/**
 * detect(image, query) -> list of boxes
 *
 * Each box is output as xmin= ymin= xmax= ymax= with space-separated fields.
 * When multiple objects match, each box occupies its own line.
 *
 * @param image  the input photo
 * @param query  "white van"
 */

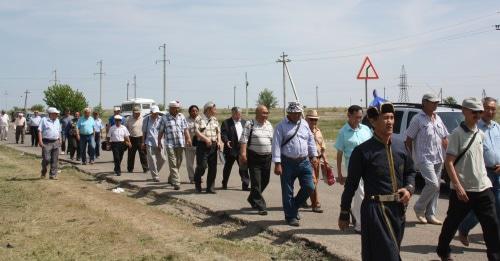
xmin=121 ymin=98 xmax=156 ymax=117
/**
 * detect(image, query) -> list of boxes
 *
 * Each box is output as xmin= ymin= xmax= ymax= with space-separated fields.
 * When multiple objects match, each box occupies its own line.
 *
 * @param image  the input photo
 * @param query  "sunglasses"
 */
xmin=308 ymin=118 xmax=318 ymax=121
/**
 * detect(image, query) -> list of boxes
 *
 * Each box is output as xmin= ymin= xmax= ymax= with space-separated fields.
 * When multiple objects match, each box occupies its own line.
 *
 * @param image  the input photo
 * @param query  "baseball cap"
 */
xmin=462 ymin=97 xmax=483 ymax=112
xmin=423 ymin=93 xmax=440 ymax=103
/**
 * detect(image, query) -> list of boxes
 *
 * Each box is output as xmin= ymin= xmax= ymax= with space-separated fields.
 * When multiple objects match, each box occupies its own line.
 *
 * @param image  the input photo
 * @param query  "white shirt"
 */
xmin=107 ymin=125 xmax=130 ymax=142
xmin=30 ymin=115 xmax=42 ymax=127
xmin=234 ymin=119 xmax=243 ymax=140
xmin=0 ymin=114 xmax=9 ymax=126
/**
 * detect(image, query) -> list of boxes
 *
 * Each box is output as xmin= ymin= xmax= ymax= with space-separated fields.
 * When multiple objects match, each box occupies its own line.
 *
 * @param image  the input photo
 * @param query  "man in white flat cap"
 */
xmin=38 ymin=107 xmax=62 ymax=179
xmin=158 ymin=100 xmax=191 ymax=190
xmin=142 ymin=105 xmax=165 ymax=182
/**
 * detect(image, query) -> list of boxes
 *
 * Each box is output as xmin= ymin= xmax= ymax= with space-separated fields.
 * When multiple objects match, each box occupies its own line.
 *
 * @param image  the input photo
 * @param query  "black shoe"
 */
xmin=128 ymin=169 xmax=133 ymax=173
xmin=143 ymin=168 xmax=148 ymax=173
xmin=173 ymin=185 xmax=180 ymax=191
xmin=242 ymin=184 xmax=250 ymax=191
xmin=206 ymin=189 xmax=216 ymax=194
xmin=222 ymin=183 xmax=228 ymax=190
xmin=258 ymin=210 xmax=268 ymax=216
xmin=438 ymin=254 xmax=453 ymax=261
xmin=49 ymin=176 xmax=57 ymax=180
xmin=247 ymin=198 xmax=258 ymax=209
xmin=40 ymin=173 xmax=46 ymax=179
xmin=115 ymin=172 xmax=121 ymax=176
xmin=286 ymin=219 xmax=300 ymax=227
xmin=312 ymin=207 xmax=324 ymax=213
xmin=195 ymin=184 xmax=202 ymax=193
xmin=300 ymin=202 xmax=311 ymax=209
xmin=82 ymin=162 xmax=87 ymax=165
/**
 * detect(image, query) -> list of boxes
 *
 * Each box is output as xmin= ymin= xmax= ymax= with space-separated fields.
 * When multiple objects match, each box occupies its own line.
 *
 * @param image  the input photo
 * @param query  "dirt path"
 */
xmin=0 ymin=146 xmax=331 ymax=260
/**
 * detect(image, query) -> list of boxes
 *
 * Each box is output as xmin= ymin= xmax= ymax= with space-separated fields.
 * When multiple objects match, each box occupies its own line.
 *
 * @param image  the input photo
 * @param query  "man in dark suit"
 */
xmin=221 ymin=107 xmax=250 ymax=190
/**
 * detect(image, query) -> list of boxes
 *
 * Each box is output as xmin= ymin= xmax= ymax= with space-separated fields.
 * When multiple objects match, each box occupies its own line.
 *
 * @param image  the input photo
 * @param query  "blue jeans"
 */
xmin=458 ymin=170 xmax=500 ymax=236
xmin=79 ymin=134 xmax=95 ymax=163
xmin=279 ymin=156 xmax=315 ymax=221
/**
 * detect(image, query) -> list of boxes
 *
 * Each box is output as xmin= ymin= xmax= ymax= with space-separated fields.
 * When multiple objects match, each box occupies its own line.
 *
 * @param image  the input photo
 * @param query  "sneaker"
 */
xmin=286 ymin=218 xmax=300 ymax=227
xmin=427 ymin=216 xmax=443 ymax=225
xmin=60 ymin=151 xmax=65 ymax=155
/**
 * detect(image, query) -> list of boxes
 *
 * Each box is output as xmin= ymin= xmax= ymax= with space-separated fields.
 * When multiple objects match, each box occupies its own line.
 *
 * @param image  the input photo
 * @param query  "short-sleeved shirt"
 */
xmin=15 ymin=117 xmax=26 ymax=127
xmin=142 ymin=115 xmax=163 ymax=147
xmin=93 ymin=118 xmax=104 ymax=133
xmin=0 ymin=114 xmax=9 ymax=126
xmin=107 ymin=125 xmax=130 ymax=142
xmin=196 ymin=115 xmax=220 ymax=142
xmin=60 ymin=115 xmax=74 ymax=131
xmin=405 ymin=111 xmax=449 ymax=165
xmin=125 ymin=116 xmax=143 ymax=137
xmin=29 ymin=116 xmax=42 ymax=127
xmin=77 ymin=117 xmax=95 ymax=135
xmin=39 ymin=117 xmax=61 ymax=140
xmin=311 ymin=127 xmax=326 ymax=156
xmin=446 ymin=122 xmax=492 ymax=192
xmin=479 ymin=119 xmax=500 ymax=168
xmin=240 ymin=120 xmax=273 ymax=155
xmin=160 ymin=113 xmax=188 ymax=148
xmin=334 ymin=123 xmax=372 ymax=169
xmin=187 ymin=116 xmax=201 ymax=140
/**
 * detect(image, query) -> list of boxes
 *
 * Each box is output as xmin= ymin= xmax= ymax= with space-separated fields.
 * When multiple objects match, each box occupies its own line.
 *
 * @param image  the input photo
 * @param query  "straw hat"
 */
xmin=305 ymin=109 xmax=319 ymax=119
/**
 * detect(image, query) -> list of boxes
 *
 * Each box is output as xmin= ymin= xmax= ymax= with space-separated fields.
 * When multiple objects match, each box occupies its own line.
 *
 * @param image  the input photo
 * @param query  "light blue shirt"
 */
xmin=142 ymin=115 xmax=163 ymax=147
xmin=478 ymin=119 xmax=500 ymax=168
xmin=334 ymin=123 xmax=372 ymax=168
xmin=38 ymin=117 xmax=61 ymax=140
xmin=77 ymin=116 xmax=95 ymax=135
xmin=30 ymin=115 xmax=42 ymax=127
xmin=93 ymin=118 xmax=104 ymax=133
xmin=271 ymin=118 xmax=318 ymax=163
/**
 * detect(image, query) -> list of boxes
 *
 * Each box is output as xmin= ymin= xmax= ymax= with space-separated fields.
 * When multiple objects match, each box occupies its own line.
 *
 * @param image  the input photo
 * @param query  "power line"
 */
xmin=156 ymin=43 xmax=170 ymax=107
xmin=276 ymin=52 xmax=291 ymax=117
xmin=23 ymin=89 xmax=30 ymax=112
xmin=49 ymin=69 xmax=58 ymax=85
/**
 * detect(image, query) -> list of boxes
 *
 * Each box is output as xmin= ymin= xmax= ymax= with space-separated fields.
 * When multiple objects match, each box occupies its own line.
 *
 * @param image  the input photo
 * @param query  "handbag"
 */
xmin=101 ymin=141 xmax=111 ymax=151
xmin=320 ymin=155 xmax=335 ymax=186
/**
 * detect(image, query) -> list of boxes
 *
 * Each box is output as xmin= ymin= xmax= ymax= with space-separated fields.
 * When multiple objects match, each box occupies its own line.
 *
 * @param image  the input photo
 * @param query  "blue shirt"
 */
xmin=39 ymin=117 xmax=61 ymax=140
xmin=478 ymin=119 xmax=500 ymax=168
xmin=271 ymin=118 xmax=318 ymax=163
xmin=77 ymin=117 xmax=95 ymax=135
xmin=334 ymin=123 xmax=372 ymax=168
xmin=93 ymin=118 xmax=104 ymax=133
xmin=142 ymin=115 xmax=163 ymax=147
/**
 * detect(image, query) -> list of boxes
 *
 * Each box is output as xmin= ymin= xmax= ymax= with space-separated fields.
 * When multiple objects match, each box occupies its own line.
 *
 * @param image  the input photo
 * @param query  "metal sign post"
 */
xmin=357 ymin=56 xmax=379 ymax=108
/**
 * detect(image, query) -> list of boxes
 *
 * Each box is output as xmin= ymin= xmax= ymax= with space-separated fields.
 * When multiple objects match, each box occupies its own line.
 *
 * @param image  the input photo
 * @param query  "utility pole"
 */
xmin=439 ymin=88 xmax=443 ymax=103
xmin=276 ymin=52 xmax=291 ymax=117
xmin=133 ymin=74 xmax=137 ymax=99
xmin=126 ymin=80 xmax=130 ymax=100
xmin=383 ymin=86 xmax=386 ymax=100
xmin=156 ymin=44 xmax=170 ymax=107
xmin=233 ymin=85 xmax=236 ymax=107
xmin=482 ymin=89 xmax=487 ymax=99
xmin=94 ymin=60 xmax=105 ymax=107
xmin=245 ymin=72 xmax=249 ymax=117
xmin=315 ymin=86 xmax=319 ymax=110
xmin=2 ymin=91 xmax=8 ymax=110
xmin=23 ymin=90 xmax=30 ymax=112
xmin=50 ymin=70 xmax=59 ymax=85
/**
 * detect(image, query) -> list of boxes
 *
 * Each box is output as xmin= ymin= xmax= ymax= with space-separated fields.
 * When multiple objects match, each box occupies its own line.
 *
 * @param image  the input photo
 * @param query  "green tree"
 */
xmin=256 ymin=88 xmax=278 ymax=109
xmin=158 ymin=104 xmax=165 ymax=111
xmin=443 ymin=96 xmax=457 ymax=106
xmin=30 ymin=104 xmax=45 ymax=112
xmin=43 ymin=84 xmax=88 ymax=114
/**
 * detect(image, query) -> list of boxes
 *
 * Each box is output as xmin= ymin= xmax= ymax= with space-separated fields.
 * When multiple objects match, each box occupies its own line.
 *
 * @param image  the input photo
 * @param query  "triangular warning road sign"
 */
xmin=357 ymin=56 xmax=379 ymax=80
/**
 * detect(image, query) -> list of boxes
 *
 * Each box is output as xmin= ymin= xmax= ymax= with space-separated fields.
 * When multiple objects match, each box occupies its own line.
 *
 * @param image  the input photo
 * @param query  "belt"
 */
xmin=369 ymin=194 xmax=400 ymax=202
xmin=282 ymin=155 xmax=307 ymax=163
xmin=42 ymin=138 xmax=57 ymax=143
xmin=486 ymin=166 xmax=497 ymax=171
xmin=80 ymin=133 xmax=93 ymax=136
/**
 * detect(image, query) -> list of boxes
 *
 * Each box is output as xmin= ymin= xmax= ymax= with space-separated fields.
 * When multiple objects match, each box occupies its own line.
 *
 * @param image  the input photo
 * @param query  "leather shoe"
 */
xmin=427 ymin=216 xmax=443 ymax=225
xmin=258 ymin=210 xmax=268 ymax=216
xmin=206 ymin=190 xmax=216 ymax=194
xmin=286 ymin=219 xmax=300 ymax=227
xmin=312 ymin=207 xmax=324 ymax=213
xmin=457 ymin=232 xmax=469 ymax=247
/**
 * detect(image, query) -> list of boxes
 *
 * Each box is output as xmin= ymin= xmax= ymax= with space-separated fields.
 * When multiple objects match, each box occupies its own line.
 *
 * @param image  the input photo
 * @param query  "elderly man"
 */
xmin=93 ymin=111 xmax=104 ymax=159
xmin=406 ymin=93 xmax=449 ymax=225
xmin=142 ymin=106 xmax=165 ymax=182
xmin=194 ymin=101 xmax=223 ymax=193
xmin=38 ymin=107 xmax=62 ymax=179
xmin=106 ymin=106 xmax=122 ymax=133
xmin=272 ymin=101 xmax=318 ymax=227
xmin=221 ymin=107 xmax=250 ymax=190
xmin=0 ymin=110 xmax=10 ymax=141
xmin=29 ymin=111 xmax=42 ymax=147
xmin=240 ymin=105 xmax=273 ymax=215
xmin=185 ymin=105 xmax=201 ymax=183
xmin=107 ymin=115 xmax=131 ymax=176
xmin=125 ymin=106 xmax=148 ymax=173
xmin=339 ymin=103 xmax=416 ymax=261
xmin=335 ymin=105 xmax=372 ymax=232
xmin=158 ymin=101 xmax=191 ymax=190
xmin=60 ymin=109 xmax=73 ymax=155
xmin=436 ymin=97 xmax=500 ymax=261
xmin=77 ymin=108 xmax=95 ymax=165
xmin=458 ymin=97 xmax=500 ymax=246
xmin=14 ymin=112 xmax=26 ymax=144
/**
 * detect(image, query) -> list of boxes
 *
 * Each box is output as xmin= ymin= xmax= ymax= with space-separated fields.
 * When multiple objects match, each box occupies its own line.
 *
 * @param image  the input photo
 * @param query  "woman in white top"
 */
xmin=107 ymin=115 xmax=131 ymax=176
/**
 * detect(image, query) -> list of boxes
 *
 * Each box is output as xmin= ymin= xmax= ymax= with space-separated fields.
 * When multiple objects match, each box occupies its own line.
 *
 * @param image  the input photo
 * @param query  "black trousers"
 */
xmin=194 ymin=144 xmax=217 ymax=191
xmin=361 ymin=199 xmax=405 ymax=261
xmin=437 ymin=189 xmax=500 ymax=260
xmin=68 ymin=136 xmax=81 ymax=160
xmin=30 ymin=126 xmax=39 ymax=146
xmin=127 ymin=136 xmax=148 ymax=172
xmin=15 ymin=126 xmax=24 ymax=143
xmin=247 ymin=150 xmax=271 ymax=210
xmin=111 ymin=142 xmax=127 ymax=174
xmin=222 ymin=152 xmax=250 ymax=187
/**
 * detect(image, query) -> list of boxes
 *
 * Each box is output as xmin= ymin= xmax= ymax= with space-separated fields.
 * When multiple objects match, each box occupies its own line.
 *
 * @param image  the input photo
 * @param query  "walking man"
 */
xmin=106 ymin=106 xmax=122 ymax=132
xmin=185 ymin=105 xmax=201 ymax=183
xmin=77 ymin=108 xmax=95 ymax=165
xmin=158 ymin=101 xmax=191 ymax=190
xmin=107 ymin=115 xmax=131 ymax=176
xmin=38 ymin=107 xmax=61 ymax=180
xmin=240 ymin=105 xmax=273 ymax=215
xmin=335 ymin=105 xmax=372 ymax=232
xmin=436 ymin=97 xmax=500 ymax=261
xmin=457 ymin=97 xmax=500 ymax=246
xmin=0 ymin=110 xmax=10 ymax=141
xmin=29 ymin=110 xmax=42 ymax=147
xmin=60 ymin=109 xmax=73 ymax=155
xmin=66 ymin=112 xmax=80 ymax=161
xmin=338 ymin=102 xmax=416 ymax=261
xmin=142 ymin=106 xmax=165 ymax=182
xmin=272 ymin=101 xmax=318 ymax=227
xmin=125 ymin=106 xmax=148 ymax=173
xmin=14 ymin=112 xmax=26 ymax=144
xmin=221 ymin=107 xmax=250 ymax=190
xmin=406 ymin=93 xmax=449 ymax=225
xmin=194 ymin=101 xmax=223 ymax=193
xmin=93 ymin=111 xmax=104 ymax=159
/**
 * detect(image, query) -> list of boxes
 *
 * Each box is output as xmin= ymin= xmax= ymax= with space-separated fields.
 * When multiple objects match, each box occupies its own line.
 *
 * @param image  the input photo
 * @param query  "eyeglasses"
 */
xmin=471 ymin=111 xmax=482 ymax=114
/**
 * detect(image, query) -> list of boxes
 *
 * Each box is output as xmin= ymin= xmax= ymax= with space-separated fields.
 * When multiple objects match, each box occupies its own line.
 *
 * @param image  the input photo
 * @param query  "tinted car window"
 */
xmin=406 ymin=111 xmax=418 ymax=129
xmin=393 ymin=111 xmax=404 ymax=134
xmin=438 ymin=112 xmax=464 ymax=133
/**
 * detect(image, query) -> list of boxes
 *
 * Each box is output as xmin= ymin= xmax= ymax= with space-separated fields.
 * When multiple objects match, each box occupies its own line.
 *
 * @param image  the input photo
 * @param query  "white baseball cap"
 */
xmin=47 ymin=107 xmax=60 ymax=114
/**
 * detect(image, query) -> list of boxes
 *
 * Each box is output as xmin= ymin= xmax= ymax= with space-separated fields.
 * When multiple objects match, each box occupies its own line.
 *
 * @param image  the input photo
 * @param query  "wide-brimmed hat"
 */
xmin=367 ymin=102 xmax=395 ymax=119
xmin=305 ymin=109 xmax=319 ymax=119
xmin=462 ymin=97 xmax=483 ymax=112
xmin=286 ymin=101 xmax=303 ymax=113
xmin=423 ymin=93 xmax=440 ymax=103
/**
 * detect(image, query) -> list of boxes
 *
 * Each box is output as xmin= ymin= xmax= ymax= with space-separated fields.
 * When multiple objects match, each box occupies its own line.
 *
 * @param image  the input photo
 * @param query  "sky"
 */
xmin=0 ymin=0 xmax=499 ymax=110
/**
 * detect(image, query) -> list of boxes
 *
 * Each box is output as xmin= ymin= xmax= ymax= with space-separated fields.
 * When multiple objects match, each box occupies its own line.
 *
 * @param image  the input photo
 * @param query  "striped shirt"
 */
xmin=405 ymin=111 xmax=449 ymax=165
xmin=160 ymin=113 xmax=188 ymax=148
xmin=186 ymin=115 xmax=201 ymax=140
xmin=240 ymin=120 xmax=273 ymax=155
xmin=196 ymin=115 xmax=220 ymax=142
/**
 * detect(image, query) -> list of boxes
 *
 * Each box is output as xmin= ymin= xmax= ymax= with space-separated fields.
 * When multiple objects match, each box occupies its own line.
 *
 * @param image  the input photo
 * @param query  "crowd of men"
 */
xmin=1 ymin=93 xmax=499 ymax=261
